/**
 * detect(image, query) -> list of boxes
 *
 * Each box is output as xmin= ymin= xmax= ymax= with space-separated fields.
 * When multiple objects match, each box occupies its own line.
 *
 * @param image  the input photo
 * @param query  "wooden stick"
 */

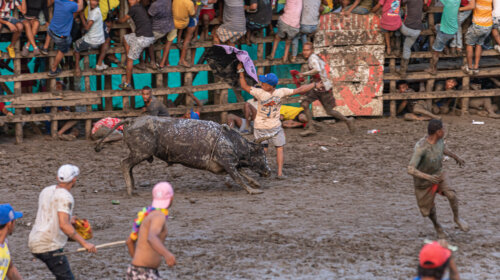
xmin=53 ymin=240 xmax=126 ymax=256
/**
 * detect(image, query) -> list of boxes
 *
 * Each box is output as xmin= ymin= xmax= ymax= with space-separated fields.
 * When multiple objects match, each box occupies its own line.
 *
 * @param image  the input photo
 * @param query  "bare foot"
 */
xmin=346 ymin=117 xmax=355 ymax=134
xmin=178 ymin=60 xmax=192 ymax=68
xmin=454 ymin=218 xmax=470 ymax=232
xmin=436 ymin=227 xmax=448 ymax=239
xmin=300 ymin=128 xmax=316 ymax=137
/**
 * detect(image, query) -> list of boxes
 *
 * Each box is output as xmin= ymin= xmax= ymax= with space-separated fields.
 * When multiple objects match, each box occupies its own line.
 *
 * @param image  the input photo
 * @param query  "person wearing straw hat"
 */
xmin=126 ymin=182 xmax=176 ymax=280
xmin=29 ymin=164 xmax=96 ymax=280
xmin=0 ymin=204 xmax=23 ymax=280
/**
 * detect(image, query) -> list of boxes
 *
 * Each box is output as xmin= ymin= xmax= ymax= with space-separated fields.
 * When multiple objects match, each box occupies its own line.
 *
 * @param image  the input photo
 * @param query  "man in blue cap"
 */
xmin=238 ymin=63 xmax=321 ymax=178
xmin=0 ymin=204 xmax=23 ymax=280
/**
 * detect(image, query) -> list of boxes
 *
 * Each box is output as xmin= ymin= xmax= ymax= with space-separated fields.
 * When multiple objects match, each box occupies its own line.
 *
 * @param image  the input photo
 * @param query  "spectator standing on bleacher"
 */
xmin=200 ymin=0 xmax=216 ymax=41
xmin=425 ymin=0 xmax=460 ymax=75
xmin=0 ymin=0 xmax=25 ymax=58
xmin=90 ymin=0 xmax=120 ymax=71
xmin=372 ymin=0 xmax=402 ymax=56
xmin=491 ymin=0 xmax=500 ymax=52
xmin=398 ymin=0 xmax=424 ymax=78
xmin=462 ymin=0 xmax=492 ymax=75
xmin=269 ymin=0 xmax=302 ymax=63
xmin=21 ymin=0 xmax=44 ymax=56
xmin=290 ymin=0 xmax=321 ymax=63
xmin=73 ymin=0 xmax=105 ymax=76
xmin=148 ymin=0 xmax=175 ymax=70
xmin=214 ymin=0 xmax=247 ymax=46
xmin=449 ymin=0 xmax=474 ymax=56
xmin=171 ymin=0 xmax=195 ymax=67
xmin=41 ymin=0 xmax=84 ymax=76
xmin=156 ymin=0 xmax=177 ymax=69
xmin=244 ymin=0 xmax=273 ymax=44
xmin=343 ymin=0 xmax=373 ymax=15
xmin=117 ymin=0 xmax=155 ymax=90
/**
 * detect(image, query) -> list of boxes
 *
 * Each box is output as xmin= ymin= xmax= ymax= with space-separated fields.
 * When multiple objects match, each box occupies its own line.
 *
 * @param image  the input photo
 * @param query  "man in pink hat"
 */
xmin=125 ymin=182 xmax=176 ymax=280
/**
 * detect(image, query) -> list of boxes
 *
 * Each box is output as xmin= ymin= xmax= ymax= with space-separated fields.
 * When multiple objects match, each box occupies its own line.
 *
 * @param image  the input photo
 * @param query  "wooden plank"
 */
xmin=383 ymin=67 xmax=500 ymax=80
xmin=7 ymin=98 xmax=101 ymax=108
xmin=382 ymin=89 xmax=500 ymax=100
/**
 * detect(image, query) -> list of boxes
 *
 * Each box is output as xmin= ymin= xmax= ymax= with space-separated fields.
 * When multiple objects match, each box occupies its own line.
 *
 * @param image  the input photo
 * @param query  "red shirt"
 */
xmin=0 ymin=102 xmax=5 ymax=112
xmin=91 ymin=117 xmax=123 ymax=134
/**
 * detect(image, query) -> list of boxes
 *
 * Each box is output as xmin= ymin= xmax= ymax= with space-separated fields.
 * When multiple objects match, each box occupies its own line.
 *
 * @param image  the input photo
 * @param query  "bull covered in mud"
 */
xmin=95 ymin=116 xmax=272 ymax=195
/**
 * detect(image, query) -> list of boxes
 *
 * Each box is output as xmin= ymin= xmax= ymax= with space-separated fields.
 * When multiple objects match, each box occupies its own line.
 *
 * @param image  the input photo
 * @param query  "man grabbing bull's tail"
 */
xmin=237 ymin=63 xmax=322 ymax=179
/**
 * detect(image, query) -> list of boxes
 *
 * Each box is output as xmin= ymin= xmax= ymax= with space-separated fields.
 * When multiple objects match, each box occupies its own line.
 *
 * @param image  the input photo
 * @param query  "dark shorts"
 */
xmin=302 ymin=89 xmax=336 ymax=109
xmin=103 ymin=23 xmax=110 ymax=40
xmin=246 ymin=19 xmax=268 ymax=31
xmin=0 ymin=17 xmax=22 ymax=30
xmin=48 ymin=28 xmax=72 ymax=53
xmin=73 ymin=37 xmax=101 ymax=52
xmin=33 ymin=248 xmax=75 ymax=280
xmin=188 ymin=17 xmax=198 ymax=28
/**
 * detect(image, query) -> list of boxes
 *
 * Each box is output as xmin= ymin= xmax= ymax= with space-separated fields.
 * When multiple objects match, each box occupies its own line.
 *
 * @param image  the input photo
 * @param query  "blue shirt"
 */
xmin=49 ymin=0 xmax=78 ymax=37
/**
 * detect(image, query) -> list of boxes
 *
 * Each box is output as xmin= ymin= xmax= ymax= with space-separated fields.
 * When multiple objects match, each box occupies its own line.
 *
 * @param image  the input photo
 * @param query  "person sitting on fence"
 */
xmin=199 ymin=0 xmax=216 ymax=41
xmin=244 ymin=0 xmax=272 ymax=45
xmin=396 ymin=81 xmax=441 ymax=121
xmin=73 ymin=0 xmax=105 ymax=76
xmin=449 ymin=0 xmax=474 ymax=57
xmin=268 ymin=0 xmax=302 ymax=63
xmin=299 ymin=42 xmax=354 ymax=136
xmin=155 ymin=0 xmax=178 ymax=69
xmin=425 ymin=0 xmax=460 ymax=75
xmin=89 ymin=0 xmax=120 ymax=71
xmin=171 ymin=0 xmax=195 ymax=67
xmin=371 ymin=0 xmax=402 ymax=56
xmin=0 ymin=0 xmax=25 ymax=58
xmin=148 ymin=0 xmax=175 ymax=70
xmin=213 ymin=0 xmax=247 ymax=46
xmin=332 ymin=0 xmax=350 ymax=12
xmin=290 ymin=0 xmax=321 ymax=63
xmin=280 ymin=105 xmax=308 ymax=128
xmin=398 ymin=0 xmax=424 ymax=78
xmin=21 ymin=0 xmax=44 ymax=56
xmin=41 ymin=0 xmax=84 ymax=76
xmin=91 ymin=117 xmax=124 ymax=142
xmin=462 ymin=0 xmax=492 ymax=75
xmin=0 ymin=102 xmax=13 ymax=116
xmin=141 ymin=86 xmax=170 ymax=117
xmin=342 ymin=0 xmax=373 ymax=15
xmin=491 ymin=0 xmax=500 ymax=53
xmin=117 ymin=0 xmax=155 ymax=90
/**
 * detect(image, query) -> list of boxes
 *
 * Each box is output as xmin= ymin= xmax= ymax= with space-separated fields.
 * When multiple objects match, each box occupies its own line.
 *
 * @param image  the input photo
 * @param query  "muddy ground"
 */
xmin=0 ymin=116 xmax=498 ymax=279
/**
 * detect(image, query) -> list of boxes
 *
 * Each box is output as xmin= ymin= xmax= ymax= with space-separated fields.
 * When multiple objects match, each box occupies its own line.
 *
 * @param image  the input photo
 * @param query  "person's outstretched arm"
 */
xmin=444 ymin=147 xmax=465 ymax=167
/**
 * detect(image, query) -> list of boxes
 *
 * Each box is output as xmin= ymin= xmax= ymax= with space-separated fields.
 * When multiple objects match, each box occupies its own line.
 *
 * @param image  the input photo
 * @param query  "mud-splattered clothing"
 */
xmin=249 ymin=87 xmax=295 ymax=130
xmin=408 ymin=137 xmax=444 ymax=188
xmin=146 ymin=96 xmax=170 ymax=117
xmin=29 ymin=186 xmax=74 ymax=254
xmin=307 ymin=54 xmax=332 ymax=91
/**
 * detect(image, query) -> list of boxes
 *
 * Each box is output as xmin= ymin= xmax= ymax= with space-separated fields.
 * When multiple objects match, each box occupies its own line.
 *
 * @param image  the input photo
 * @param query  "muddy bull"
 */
xmin=95 ymin=116 xmax=272 ymax=195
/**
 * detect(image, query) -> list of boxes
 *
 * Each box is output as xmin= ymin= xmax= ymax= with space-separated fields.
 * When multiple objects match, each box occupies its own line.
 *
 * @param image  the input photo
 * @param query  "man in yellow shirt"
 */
xmin=0 ymin=204 xmax=23 ymax=280
xmin=280 ymin=105 xmax=308 ymax=128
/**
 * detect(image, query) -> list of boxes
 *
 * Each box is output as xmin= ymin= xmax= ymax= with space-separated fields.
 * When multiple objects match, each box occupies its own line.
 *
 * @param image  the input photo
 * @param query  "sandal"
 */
xmin=156 ymin=62 xmax=165 ymax=71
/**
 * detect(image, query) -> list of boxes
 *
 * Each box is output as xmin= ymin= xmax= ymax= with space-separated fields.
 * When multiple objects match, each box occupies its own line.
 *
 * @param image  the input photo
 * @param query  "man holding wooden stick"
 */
xmin=125 ymin=182 xmax=176 ymax=280
xmin=29 ymin=164 xmax=96 ymax=280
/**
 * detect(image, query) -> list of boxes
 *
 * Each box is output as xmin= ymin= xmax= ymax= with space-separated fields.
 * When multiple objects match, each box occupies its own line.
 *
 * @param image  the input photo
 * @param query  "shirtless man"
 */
xmin=126 ymin=182 xmax=176 ymax=280
xmin=407 ymin=119 xmax=469 ymax=239
xmin=299 ymin=42 xmax=354 ymax=136
xmin=397 ymin=81 xmax=442 ymax=121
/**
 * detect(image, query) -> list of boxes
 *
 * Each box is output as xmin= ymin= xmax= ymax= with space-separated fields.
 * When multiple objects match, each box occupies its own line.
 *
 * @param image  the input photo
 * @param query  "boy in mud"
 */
xmin=397 ymin=81 xmax=442 ymax=121
xmin=407 ymin=119 xmax=469 ymax=239
xmin=298 ymin=43 xmax=354 ymax=136
xmin=126 ymin=182 xmax=176 ymax=280
xmin=141 ymin=86 xmax=170 ymax=117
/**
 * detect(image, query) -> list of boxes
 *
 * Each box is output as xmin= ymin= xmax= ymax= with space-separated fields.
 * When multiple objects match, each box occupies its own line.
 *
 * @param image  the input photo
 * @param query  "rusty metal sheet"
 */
xmin=317 ymin=45 xmax=384 ymax=67
xmin=314 ymin=14 xmax=383 ymax=47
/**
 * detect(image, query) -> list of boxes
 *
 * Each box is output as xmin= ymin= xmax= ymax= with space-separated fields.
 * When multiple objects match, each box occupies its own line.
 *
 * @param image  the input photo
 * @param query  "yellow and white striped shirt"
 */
xmin=473 ymin=0 xmax=493 ymax=27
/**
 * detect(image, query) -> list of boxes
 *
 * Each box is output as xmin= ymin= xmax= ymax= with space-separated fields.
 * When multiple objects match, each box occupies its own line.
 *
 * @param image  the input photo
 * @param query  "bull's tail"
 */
xmin=94 ymin=119 xmax=131 ymax=152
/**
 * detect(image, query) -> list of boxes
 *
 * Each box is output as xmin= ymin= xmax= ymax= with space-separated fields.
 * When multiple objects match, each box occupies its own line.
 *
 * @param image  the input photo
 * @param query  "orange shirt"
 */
xmin=473 ymin=0 xmax=493 ymax=27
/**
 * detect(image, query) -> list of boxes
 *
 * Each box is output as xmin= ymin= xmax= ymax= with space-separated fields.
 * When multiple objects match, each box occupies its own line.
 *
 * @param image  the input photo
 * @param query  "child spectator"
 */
xmin=268 ymin=0 xmax=302 ymax=62
xmin=415 ymin=241 xmax=460 ymax=280
xmin=41 ymin=0 xmax=84 ymax=76
xmin=73 ymin=0 xmax=105 ymax=76
xmin=450 ymin=0 xmax=474 ymax=56
xmin=398 ymin=0 xmax=423 ymax=77
xmin=492 ymin=0 xmax=500 ymax=52
xmin=148 ymin=0 xmax=175 ymax=69
xmin=213 ymin=0 xmax=247 ymax=46
xmin=425 ymin=0 xmax=460 ymax=75
xmin=372 ymin=0 xmax=402 ymax=56
xmin=343 ymin=0 xmax=373 ymax=15
xmin=199 ymin=0 xmax=216 ymax=41
xmin=172 ymin=0 xmax=195 ymax=67
xmin=332 ymin=0 xmax=350 ymax=13
xmin=88 ymin=0 xmax=120 ymax=71
xmin=117 ymin=0 xmax=155 ymax=90
xmin=21 ymin=0 xmax=43 ymax=56
xmin=462 ymin=0 xmax=492 ymax=75
xmin=0 ymin=0 xmax=25 ymax=58
xmin=244 ymin=0 xmax=273 ymax=44
xmin=291 ymin=0 xmax=321 ymax=62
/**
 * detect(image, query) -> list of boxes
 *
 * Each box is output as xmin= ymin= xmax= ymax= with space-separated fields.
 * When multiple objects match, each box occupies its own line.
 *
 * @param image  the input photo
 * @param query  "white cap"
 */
xmin=57 ymin=164 xmax=80 ymax=183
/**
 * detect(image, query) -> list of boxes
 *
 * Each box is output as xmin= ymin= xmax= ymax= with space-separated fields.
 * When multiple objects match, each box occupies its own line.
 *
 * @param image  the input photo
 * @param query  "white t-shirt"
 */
xmin=493 ymin=0 xmax=500 ymax=17
xmin=249 ymin=87 xmax=295 ymax=130
xmin=29 ymin=185 xmax=74 ymax=254
xmin=83 ymin=7 xmax=105 ymax=45
xmin=308 ymin=53 xmax=333 ymax=91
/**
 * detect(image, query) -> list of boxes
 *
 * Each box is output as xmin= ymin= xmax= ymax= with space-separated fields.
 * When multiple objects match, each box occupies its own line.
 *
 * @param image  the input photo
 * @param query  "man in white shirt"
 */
xmin=29 ymin=164 xmax=96 ymax=280
xmin=238 ymin=64 xmax=320 ymax=178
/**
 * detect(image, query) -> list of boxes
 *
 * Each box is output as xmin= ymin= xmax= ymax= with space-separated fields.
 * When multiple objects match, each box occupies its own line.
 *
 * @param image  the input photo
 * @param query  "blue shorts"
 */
xmin=188 ymin=17 xmax=198 ymax=28
xmin=0 ymin=16 xmax=22 ymax=29
xmin=48 ymin=28 xmax=72 ymax=53
xmin=246 ymin=19 xmax=267 ymax=31
xmin=103 ymin=23 xmax=110 ymax=40
xmin=432 ymin=24 xmax=455 ymax=52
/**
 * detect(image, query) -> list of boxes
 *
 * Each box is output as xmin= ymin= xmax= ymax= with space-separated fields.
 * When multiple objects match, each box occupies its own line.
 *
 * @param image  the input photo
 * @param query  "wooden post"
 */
xmin=389 ymin=58 xmax=397 ymax=117
xmin=13 ymin=11 xmax=23 ymax=143
xmin=461 ymin=76 xmax=470 ymax=115
xmin=84 ymin=56 xmax=93 ymax=139
xmin=120 ymin=0 xmax=129 ymax=111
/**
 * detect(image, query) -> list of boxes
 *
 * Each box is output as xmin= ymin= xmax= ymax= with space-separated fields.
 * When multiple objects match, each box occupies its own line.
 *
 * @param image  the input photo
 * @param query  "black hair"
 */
xmin=142 ymin=86 xmax=152 ymax=91
xmin=428 ymin=119 xmax=443 ymax=135
xmin=397 ymin=80 xmax=408 ymax=88
xmin=417 ymin=258 xmax=450 ymax=279
xmin=0 ymin=223 xmax=7 ymax=230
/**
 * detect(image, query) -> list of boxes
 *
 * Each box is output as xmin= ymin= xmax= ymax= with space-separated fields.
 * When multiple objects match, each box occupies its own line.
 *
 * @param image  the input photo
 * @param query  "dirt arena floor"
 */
xmin=0 ymin=116 xmax=498 ymax=279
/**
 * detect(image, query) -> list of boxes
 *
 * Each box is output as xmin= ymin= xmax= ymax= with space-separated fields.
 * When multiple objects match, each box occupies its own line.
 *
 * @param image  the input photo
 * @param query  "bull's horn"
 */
xmin=255 ymin=131 xmax=279 ymax=144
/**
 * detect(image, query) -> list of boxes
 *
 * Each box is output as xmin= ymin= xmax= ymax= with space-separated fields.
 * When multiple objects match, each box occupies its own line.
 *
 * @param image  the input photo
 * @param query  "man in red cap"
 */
xmin=126 ymin=182 xmax=176 ymax=280
xmin=415 ymin=241 xmax=459 ymax=280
